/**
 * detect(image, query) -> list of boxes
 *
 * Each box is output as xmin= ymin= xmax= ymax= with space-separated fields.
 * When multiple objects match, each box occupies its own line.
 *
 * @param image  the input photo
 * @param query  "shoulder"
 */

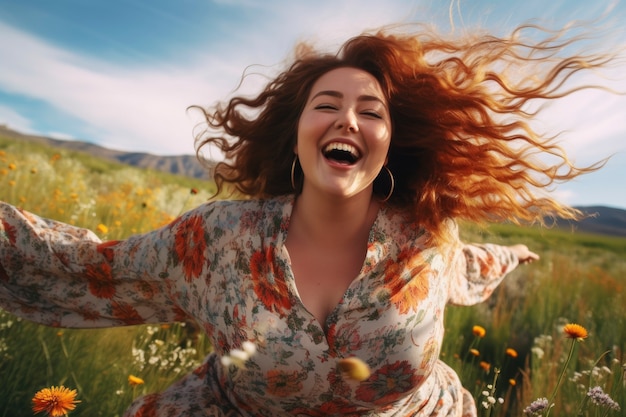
xmin=180 ymin=196 xmax=292 ymax=233
xmin=378 ymin=206 xmax=460 ymax=246
xmin=188 ymin=196 xmax=290 ymax=215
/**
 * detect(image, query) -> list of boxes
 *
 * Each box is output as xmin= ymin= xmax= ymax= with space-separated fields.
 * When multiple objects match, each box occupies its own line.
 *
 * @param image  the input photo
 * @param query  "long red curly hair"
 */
xmin=193 ymin=22 xmax=619 ymax=243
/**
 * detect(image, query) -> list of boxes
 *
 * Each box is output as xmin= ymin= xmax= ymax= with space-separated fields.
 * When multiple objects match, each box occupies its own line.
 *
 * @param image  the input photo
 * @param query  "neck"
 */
xmin=289 ymin=187 xmax=379 ymax=246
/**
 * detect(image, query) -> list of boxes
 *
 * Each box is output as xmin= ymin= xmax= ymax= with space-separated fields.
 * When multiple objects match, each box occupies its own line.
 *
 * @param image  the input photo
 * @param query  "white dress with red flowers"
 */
xmin=0 ymin=196 xmax=518 ymax=417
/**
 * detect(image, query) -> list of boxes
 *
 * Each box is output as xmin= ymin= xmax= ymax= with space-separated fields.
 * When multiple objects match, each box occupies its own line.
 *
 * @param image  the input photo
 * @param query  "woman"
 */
xmin=0 ymin=22 xmax=615 ymax=416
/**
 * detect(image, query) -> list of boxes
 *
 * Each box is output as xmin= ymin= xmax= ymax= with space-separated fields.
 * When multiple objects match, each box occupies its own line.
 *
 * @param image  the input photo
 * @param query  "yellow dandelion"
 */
xmin=128 ymin=375 xmax=145 ymax=386
xmin=96 ymin=224 xmax=109 ymax=234
xmin=505 ymin=348 xmax=518 ymax=358
xmin=469 ymin=348 xmax=480 ymax=357
xmin=32 ymin=386 xmax=80 ymax=417
xmin=563 ymin=323 xmax=588 ymax=341
xmin=472 ymin=325 xmax=486 ymax=338
xmin=337 ymin=357 xmax=371 ymax=381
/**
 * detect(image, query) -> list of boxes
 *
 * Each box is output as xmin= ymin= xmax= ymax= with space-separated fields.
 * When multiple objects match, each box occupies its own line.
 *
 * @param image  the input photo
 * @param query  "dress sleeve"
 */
xmin=445 ymin=222 xmax=520 ymax=306
xmin=0 ymin=202 xmax=189 ymax=328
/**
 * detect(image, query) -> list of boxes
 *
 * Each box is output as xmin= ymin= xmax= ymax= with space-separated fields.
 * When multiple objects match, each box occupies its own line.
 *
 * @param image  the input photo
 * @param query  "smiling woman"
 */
xmin=0 ymin=18 xmax=621 ymax=417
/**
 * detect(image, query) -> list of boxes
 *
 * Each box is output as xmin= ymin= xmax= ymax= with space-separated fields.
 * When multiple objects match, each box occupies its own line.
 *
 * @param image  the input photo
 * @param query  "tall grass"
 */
xmin=1 ymin=136 xmax=624 ymax=416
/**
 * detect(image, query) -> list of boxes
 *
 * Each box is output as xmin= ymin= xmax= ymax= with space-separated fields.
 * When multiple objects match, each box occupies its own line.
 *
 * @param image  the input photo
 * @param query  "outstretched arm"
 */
xmin=0 ymin=202 xmax=189 ymax=328
xmin=508 ymin=244 xmax=540 ymax=264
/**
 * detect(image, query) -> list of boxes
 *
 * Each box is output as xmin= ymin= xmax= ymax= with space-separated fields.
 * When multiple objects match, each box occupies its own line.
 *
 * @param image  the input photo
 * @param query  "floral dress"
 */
xmin=0 ymin=196 xmax=519 ymax=417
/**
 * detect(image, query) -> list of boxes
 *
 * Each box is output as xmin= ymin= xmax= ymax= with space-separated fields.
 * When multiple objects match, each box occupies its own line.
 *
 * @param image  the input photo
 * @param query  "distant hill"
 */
xmin=0 ymin=124 xmax=212 ymax=179
xmin=557 ymin=206 xmax=626 ymax=238
xmin=2 ymin=125 xmax=626 ymax=238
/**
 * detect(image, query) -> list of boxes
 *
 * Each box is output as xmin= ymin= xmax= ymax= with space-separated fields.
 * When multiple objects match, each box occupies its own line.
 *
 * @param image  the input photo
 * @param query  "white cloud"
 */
xmin=0 ymin=105 xmax=34 ymax=133
xmin=0 ymin=21 xmax=244 ymax=155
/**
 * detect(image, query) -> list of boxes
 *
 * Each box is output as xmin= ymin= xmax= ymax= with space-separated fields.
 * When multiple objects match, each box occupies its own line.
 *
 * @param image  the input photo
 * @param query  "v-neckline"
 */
xmin=274 ymin=195 xmax=387 ymax=329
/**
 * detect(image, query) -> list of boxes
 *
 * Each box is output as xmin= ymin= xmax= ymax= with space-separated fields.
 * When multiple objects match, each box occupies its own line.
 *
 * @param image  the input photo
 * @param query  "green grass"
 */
xmin=1 ymin=135 xmax=624 ymax=416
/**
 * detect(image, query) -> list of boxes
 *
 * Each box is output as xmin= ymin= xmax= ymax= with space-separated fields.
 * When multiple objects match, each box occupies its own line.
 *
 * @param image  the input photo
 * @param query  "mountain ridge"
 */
xmin=0 ymin=124 xmax=213 ymax=179
xmin=2 ymin=124 xmax=625 ymax=238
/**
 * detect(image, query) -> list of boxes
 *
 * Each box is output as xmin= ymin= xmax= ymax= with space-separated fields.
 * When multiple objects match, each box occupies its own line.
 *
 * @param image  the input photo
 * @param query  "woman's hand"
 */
xmin=509 ymin=244 xmax=540 ymax=264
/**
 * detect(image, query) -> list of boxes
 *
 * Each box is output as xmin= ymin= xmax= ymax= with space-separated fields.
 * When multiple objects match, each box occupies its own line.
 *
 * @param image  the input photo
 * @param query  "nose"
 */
xmin=335 ymin=109 xmax=359 ymax=133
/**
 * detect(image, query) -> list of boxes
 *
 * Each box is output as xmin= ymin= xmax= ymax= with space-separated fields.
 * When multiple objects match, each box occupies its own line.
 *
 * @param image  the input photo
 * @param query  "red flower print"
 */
xmin=85 ymin=262 xmax=118 ymax=299
xmin=96 ymin=240 xmax=120 ymax=263
xmin=172 ymin=305 xmax=189 ymax=322
xmin=356 ymin=360 xmax=421 ymax=405
xmin=134 ymin=281 xmax=158 ymax=300
xmin=480 ymin=252 xmax=496 ymax=277
xmin=250 ymin=248 xmax=292 ymax=316
xmin=111 ymin=301 xmax=144 ymax=325
xmin=192 ymin=361 xmax=210 ymax=379
xmin=134 ymin=394 xmax=159 ymax=417
xmin=1 ymin=219 xmax=17 ymax=244
xmin=390 ymin=276 xmax=429 ymax=315
xmin=265 ymin=369 xmax=303 ymax=397
xmin=77 ymin=305 xmax=102 ymax=322
xmin=383 ymin=248 xmax=429 ymax=314
xmin=172 ymin=215 xmax=207 ymax=282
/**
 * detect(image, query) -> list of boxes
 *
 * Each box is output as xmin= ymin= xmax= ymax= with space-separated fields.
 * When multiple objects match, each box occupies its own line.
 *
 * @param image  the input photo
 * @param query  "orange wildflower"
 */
xmin=509 ymin=378 xmax=517 ymax=386
xmin=563 ymin=323 xmax=588 ymax=341
xmin=128 ymin=375 xmax=145 ymax=386
xmin=338 ymin=357 xmax=371 ymax=381
xmin=469 ymin=348 xmax=480 ymax=357
xmin=32 ymin=386 xmax=80 ymax=416
xmin=479 ymin=361 xmax=491 ymax=373
xmin=505 ymin=348 xmax=518 ymax=358
xmin=472 ymin=325 xmax=486 ymax=338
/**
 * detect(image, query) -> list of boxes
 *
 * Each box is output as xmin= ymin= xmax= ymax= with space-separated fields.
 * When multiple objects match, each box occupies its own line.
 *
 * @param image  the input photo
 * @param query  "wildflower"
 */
xmin=32 ymin=386 xmax=80 ymax=416
xmin=563 ymin=323 xmax=588 ymax=341
xmin=338 ymin=357 xmax=371 ymax=381
xmin=8 ymin=163 xmax=16 ymax=170
xmin=479 ymin=361 xmax=491 ymax=373
xmin=508 ymin=378 xmax=516 ymax=386
xmin=523 ymin=397 xmax=550 ymax=415
xmin=128 ymin=375 xmax=145 ymax=386
xmin=190 ymin=188 xmax=198 ymax=195
xmin=96 ymin=224 xmax=109 ymax=234
xmin=469 ymin=348 xmax=480 ymax=357
xmin=505 ymin=348 xmax=518 ymax=358
xmin=586 ymin=386 xmax=620 ymax=411
xmin=531 ymin=346 xmax=545 ymax=359
xmin=472 ymin=325 xmax=486 ymax=338
xmin=221 ymin=341 xmax=257 ymax=369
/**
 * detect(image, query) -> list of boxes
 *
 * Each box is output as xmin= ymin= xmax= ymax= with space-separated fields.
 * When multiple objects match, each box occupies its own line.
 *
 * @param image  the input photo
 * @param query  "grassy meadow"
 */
xmin=1 ymin=135 xmax=624 ymax=416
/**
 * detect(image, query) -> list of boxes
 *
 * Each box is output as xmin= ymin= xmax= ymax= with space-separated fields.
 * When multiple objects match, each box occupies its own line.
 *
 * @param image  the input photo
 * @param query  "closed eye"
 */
xmin=314 ymin=104 xmax=338 ymax=110
xmin=361 ymin=111 xmax=382 ymax=119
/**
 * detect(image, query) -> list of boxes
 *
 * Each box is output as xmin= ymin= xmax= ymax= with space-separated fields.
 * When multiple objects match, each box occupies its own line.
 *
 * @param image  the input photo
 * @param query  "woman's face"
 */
xmin=296 ymin=67 xmax=392 ymax=200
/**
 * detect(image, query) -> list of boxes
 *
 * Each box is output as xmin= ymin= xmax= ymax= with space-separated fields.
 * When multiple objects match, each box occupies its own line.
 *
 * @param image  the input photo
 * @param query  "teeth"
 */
xmin=323 ymin=142 xmax=360 ymax=158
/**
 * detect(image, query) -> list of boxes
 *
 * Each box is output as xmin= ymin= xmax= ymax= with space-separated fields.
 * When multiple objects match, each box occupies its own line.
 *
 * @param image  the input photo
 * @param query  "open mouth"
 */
xmin=322 ymin=142 xmax=361 ymax=165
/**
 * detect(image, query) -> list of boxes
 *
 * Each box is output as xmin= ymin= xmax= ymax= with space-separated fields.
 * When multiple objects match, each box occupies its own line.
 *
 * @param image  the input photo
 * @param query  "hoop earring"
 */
xmin=291 ymin=155 xmax=300 ymax=191
xmin=379 ymin=165 xmax=395 ymax=203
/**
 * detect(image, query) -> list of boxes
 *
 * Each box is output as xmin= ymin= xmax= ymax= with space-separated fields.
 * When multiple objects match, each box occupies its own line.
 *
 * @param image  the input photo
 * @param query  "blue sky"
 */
xmin=1 ymin=0 xmax=625 ymax=209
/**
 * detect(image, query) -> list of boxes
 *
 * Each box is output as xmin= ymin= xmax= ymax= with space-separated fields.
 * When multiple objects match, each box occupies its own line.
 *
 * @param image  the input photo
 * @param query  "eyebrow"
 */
xmin=310 ymin=90 xmax=386 ymax=105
